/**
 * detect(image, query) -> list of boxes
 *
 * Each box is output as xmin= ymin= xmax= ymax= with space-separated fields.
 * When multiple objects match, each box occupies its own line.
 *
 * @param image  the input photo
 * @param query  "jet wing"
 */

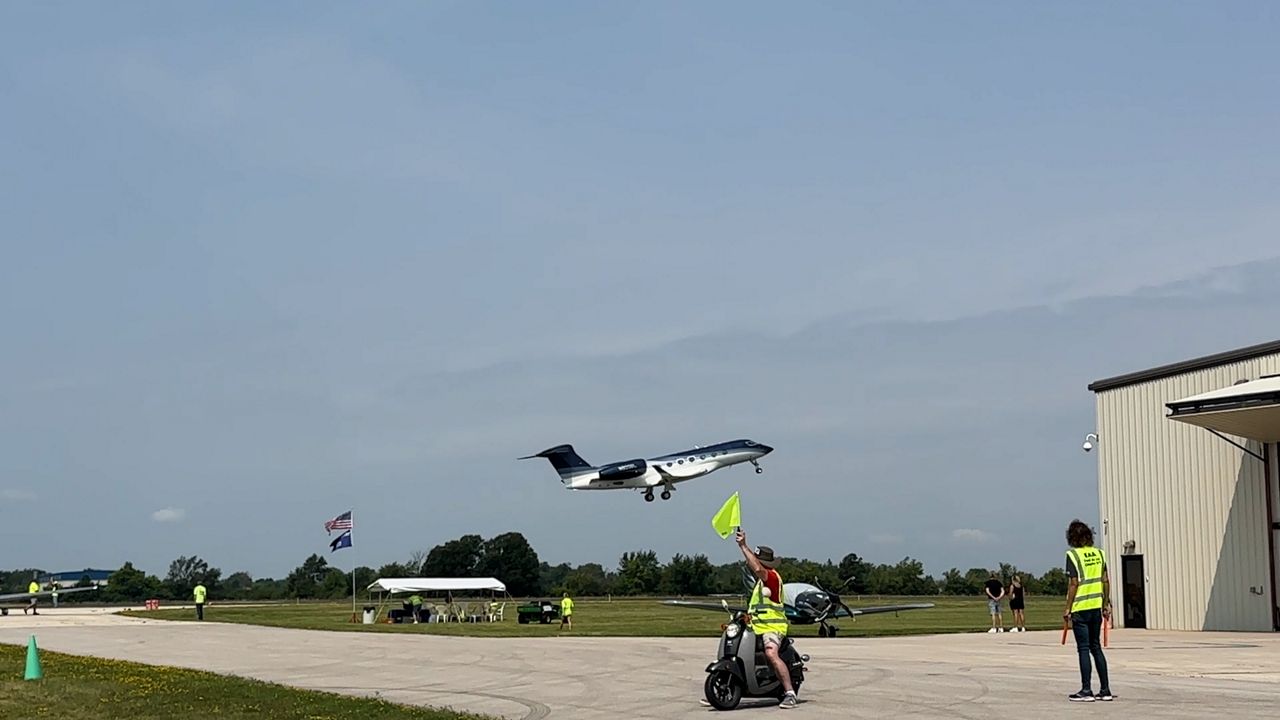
xmin=0 ymin=585 xmax=100 ymax=603
xmin=835 ymin=602 xmax=935 ymax=617
xmin=655 ymin=465 xmax=713 ymax=481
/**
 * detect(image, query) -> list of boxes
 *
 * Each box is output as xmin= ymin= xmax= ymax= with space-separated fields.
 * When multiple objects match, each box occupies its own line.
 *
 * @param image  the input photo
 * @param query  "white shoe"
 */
xmin=988 ymin=628 xmax=997 ymax=633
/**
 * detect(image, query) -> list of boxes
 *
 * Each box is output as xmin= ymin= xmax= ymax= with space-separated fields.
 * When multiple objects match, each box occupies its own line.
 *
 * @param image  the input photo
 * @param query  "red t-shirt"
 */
xmin=760 ymin=569 xmax=782 ymax=603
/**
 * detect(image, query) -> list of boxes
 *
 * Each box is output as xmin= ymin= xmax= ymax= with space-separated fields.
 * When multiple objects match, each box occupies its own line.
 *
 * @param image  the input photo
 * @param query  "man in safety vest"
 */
xmin=1063 ymin=519 xmax=1113 ymax=702
xmin=25 ymin=579 xmax=40 ymax=615
xmin=736 ymin=528 xmax=797 ymax=709
xmin=559 ymin=592 xmax=574 ymax=631
xmin=193 ymin=580 xmax=207 ymax=621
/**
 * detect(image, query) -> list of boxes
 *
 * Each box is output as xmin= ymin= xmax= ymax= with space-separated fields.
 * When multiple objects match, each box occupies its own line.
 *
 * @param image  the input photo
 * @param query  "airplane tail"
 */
xmin=519 ymin=444 xmax=594 ymax=482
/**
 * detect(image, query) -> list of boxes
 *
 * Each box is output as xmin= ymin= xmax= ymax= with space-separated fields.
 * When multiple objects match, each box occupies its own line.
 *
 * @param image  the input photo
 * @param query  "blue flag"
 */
xmin=329 ymin=530 xmax=352 ymax=553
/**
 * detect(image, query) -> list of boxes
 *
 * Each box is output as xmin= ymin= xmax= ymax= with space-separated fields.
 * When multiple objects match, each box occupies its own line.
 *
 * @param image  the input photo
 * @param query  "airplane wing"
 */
xmin=835 ymin=602 xmax=935 ymax=617
xmin=654 ymin=465 xmax=713 ymax=481
xmin=0 ymin=585 xmax=100 ymax=603
xmin=663 ymin=598 xmax=936 ymax=619
xmin=662 ymin=599 xmax=745 ymax=614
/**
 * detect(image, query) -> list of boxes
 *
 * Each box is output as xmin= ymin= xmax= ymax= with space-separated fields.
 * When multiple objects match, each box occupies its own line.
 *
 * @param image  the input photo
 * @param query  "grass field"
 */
xmin=0 ymin=642 xmax=494 ymax=720
xmin=123 ymin=595 xmax=1069 ymax=638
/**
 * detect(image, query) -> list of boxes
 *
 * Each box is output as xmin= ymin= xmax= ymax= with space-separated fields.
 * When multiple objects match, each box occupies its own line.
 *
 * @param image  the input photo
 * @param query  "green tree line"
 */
xmin=1 ymin=532 xmax=1068 ymax=603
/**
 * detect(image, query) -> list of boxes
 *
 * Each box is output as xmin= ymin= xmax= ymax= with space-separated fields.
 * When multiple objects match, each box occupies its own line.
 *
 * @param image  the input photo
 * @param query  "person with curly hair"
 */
xmin=1063 ymin=519 xmax=1114 ymax=702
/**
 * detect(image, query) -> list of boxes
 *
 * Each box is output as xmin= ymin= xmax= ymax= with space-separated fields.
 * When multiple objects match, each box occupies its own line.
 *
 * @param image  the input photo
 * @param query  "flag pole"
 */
xmin=350 ymin=514 xmax=357 ymax=621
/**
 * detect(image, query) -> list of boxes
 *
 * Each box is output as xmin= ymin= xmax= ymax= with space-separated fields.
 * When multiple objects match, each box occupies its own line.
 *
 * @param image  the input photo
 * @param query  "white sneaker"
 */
xmin=988 ymin=628 xmax=997 ymax=633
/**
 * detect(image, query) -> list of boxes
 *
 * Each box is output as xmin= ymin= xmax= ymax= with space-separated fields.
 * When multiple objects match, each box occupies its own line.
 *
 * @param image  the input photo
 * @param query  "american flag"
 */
xmin=324 ymin=510 xmax=353 ymax=534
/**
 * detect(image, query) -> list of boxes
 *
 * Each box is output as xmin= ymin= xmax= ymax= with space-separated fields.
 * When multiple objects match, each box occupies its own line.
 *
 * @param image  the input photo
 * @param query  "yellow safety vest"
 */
xmin=1067 ymin=546 xmax=1106 ymax=613
xmin=28 ymin=582 xmax=39 ymax=594
xmin=749 ymin=572 xmax=788 ymax=636
xmin=193 ymin=585 xmax=207 ymax=603
xmin=561 ymin=597 xmax=574 ymax=614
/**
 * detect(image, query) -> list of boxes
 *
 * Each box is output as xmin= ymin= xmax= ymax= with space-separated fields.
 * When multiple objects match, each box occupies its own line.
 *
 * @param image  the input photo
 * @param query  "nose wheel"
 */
xmin=751 ymin=460 xmax=763 ymax=474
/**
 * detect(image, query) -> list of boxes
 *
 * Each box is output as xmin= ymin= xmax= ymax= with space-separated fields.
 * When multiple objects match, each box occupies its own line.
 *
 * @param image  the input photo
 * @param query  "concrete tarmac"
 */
xmin=3 ymin=609 xmax=1278 ymax=718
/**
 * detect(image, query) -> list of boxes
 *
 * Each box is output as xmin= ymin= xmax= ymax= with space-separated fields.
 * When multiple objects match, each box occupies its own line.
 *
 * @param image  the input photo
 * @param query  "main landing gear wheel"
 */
xmin=661 ymin=490 xmax=671 ymax=500
xmin=644 ymin=491 xmax=654 ymax=502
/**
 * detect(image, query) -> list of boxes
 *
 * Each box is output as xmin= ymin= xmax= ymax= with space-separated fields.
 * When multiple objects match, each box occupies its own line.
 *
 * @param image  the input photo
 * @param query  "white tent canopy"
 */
xmin=1166 ymin=375 xmax=1280 ymax=443
xmin=366 ymin=577 xmax=507 ymax=594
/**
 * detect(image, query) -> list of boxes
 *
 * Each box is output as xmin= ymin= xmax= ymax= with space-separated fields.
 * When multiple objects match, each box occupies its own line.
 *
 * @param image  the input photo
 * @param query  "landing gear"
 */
xmin=661 ymin=489 xmax=671 ymax=500
xmin=751 ymin=459 xmax=763 ymax=474
xmin=644 ymin=490 xmax=655 ymax=502
xmin=818 ymin=622 xmax=838 ymax=638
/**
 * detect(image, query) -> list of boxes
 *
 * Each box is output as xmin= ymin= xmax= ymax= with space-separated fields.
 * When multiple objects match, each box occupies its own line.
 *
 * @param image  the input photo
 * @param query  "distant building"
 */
xmin=1088 ymin=339 xmax=1280 ymax=632
xmin=38 ymin=569 xmax=113 ymax=586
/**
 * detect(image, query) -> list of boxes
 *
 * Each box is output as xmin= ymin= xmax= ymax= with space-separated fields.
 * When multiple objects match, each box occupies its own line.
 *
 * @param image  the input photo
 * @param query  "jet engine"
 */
xmin=597 ymin=459 xmax=648 ymax=481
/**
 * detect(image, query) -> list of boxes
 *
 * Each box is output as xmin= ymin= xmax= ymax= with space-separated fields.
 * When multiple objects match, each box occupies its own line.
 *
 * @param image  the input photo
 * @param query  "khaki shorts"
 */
xmin=761 ymin=632 xmax=784 ymax=649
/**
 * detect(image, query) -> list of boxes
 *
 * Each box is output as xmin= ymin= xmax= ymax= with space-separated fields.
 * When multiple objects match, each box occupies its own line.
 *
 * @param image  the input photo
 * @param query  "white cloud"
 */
xmin=868 ymin=533 xmax=904 ymax=545
xmin=952 ymin=528 xmax=993 ymax=543
xmin=151 ymin=507 xmax=186 ymax=523
xmin=0 ymin=489 xmax=36 ymax=502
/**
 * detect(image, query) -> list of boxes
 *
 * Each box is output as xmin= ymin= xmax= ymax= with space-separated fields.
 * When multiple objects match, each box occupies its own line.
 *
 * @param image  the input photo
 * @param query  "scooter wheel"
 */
xmin=704 ymin=670 xmax=743 ymax=710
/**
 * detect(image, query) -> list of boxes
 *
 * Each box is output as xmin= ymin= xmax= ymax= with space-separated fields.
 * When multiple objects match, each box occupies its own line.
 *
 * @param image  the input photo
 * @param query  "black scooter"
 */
xmin=703 ymin=600 xmax=809 ymax=710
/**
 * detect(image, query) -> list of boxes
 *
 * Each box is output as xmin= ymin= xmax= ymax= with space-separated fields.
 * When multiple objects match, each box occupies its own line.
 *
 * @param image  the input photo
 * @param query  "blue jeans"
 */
xmin=1071 ymin=609 xmax=1109 ymax=692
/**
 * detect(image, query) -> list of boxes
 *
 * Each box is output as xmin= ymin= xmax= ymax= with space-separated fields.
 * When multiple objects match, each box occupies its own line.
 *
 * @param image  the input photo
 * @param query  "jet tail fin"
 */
xmin=519 ymin=444 xmax=594 ymax=482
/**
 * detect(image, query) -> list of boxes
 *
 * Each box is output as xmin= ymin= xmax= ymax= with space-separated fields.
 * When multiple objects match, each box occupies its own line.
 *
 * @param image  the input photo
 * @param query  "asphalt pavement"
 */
xmin=2 ymin=609 xmax=1277 ymax=718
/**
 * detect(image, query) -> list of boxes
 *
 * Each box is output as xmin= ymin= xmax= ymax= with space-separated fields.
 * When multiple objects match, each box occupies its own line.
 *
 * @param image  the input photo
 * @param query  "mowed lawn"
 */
xmin=0 ymin=643 xmax=495 ymax=720
xmin=123 ymin=595 xmax=1068 ymax=638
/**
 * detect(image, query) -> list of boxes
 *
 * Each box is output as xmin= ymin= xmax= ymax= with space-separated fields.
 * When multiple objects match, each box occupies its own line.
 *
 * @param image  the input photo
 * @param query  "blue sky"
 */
xmin=2 ymin=3 xmax=1278 ymax=580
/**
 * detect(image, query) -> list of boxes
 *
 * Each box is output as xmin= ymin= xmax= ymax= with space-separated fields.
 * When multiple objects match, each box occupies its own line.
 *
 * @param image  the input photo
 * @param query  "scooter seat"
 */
xmin=753 ymin=635 xmax=794 ymax=652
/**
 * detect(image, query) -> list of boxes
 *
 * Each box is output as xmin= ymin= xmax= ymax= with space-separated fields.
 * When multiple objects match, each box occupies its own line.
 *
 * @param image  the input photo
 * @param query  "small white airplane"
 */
xmin=665 ymin=577 xmax=935 ymax=637
xmin=0 ymin=584 xmax=100 ymax=615
xmin=521 ymin=438 xmax=774 ymax=503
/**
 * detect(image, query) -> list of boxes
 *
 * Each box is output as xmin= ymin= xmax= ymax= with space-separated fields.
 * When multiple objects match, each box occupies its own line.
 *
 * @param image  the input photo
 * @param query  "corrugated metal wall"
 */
xmin=1095 ymin=353 xmax=1280 ymax=631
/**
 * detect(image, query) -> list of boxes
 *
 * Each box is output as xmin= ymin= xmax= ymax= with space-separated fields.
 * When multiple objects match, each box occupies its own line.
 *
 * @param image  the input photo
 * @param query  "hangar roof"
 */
xmin=1088 ymin=339 xmax=1280 ymax=393
xmin=1166 ymin=375 xmax=1280 ymax=443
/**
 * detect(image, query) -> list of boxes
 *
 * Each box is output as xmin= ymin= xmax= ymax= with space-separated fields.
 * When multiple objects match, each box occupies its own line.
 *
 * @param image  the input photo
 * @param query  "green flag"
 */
xmin=711 ymin=492 xmax=741 ymax=539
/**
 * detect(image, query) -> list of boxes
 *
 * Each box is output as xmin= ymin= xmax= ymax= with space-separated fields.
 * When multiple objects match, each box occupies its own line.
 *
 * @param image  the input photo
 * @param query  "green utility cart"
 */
xmin=516 ymin=600 xmax=560 ymax=624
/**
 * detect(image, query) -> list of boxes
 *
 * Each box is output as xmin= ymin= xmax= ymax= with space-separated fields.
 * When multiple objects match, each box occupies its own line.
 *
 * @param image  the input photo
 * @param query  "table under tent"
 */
xmin=365 ymin=577 xmax=511 ymax=624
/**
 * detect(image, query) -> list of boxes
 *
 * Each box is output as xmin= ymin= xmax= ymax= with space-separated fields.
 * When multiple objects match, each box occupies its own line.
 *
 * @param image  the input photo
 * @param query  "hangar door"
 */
xmin=1121 ymin=555 xmax=1147 ymax=629
xmin=1272 ymin=442 xmax=1280 ymax=630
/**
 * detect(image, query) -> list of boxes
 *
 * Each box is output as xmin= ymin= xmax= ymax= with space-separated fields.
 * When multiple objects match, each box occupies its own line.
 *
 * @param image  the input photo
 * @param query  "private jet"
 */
xmin=664 ymin=574 xmax=934 ymax=637
xmin=0 ymin=584 xmax=100 ymax=615
xmin=520 ymin=438 xmax=773 ymax=503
